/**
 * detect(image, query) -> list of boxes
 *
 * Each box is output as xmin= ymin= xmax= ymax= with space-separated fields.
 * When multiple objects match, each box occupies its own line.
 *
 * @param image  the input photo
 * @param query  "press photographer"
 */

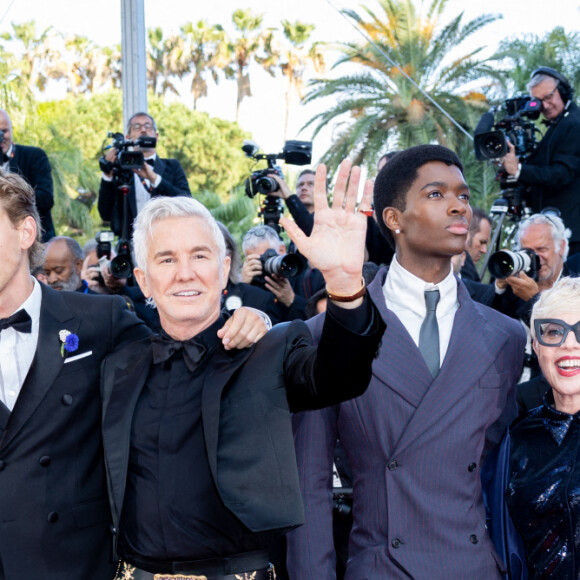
xmin=98 ymin=112 xmax=191 ymax=238
xmin=501 ymin=67 xmax=580 ymax=255
xmin=241 ymin=224 xmax=324 ymax=321
xmin=492 ymin=213 xmax=577 ymax=379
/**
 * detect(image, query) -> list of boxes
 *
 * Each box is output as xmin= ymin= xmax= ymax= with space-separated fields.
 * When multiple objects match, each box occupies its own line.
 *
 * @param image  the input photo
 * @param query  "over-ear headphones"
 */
xmin=531 ymin=66 xmax=574 ymax=103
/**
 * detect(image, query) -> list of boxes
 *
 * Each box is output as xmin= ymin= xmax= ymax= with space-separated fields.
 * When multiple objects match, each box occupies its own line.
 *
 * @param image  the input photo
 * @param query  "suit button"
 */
xmin=388 ymin=460 xmax=398 ymax=471
xmin=468 ymin=462 xmax=477 ymax=472
xmin=110 ymin=525 xmax=117 ymax=535
xmin=62 ymin=394 xmax=73 ymax=406
xmin=0 ymin=460 xmax=5 ymax=471
xmin=39 ymin=456 xmax=51 ymax=467
xmin=391 ymin=538 xmax=402 ymax=549
xmin=47 ymin=512 xmax=59 ymax=523
xmin=470 ymin=534 xmax=478 ymax=544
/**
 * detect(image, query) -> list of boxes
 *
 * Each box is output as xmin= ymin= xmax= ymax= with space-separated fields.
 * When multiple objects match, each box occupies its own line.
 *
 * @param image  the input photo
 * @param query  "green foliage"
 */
xmin=494 ymin=27 xmax=580 ymax=97
xmin=302 ymin=0 xmax=502 ymax=174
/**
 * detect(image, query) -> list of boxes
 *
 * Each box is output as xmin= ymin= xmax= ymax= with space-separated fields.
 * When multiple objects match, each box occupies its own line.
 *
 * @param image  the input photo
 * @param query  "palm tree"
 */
xmin=225 ymin=9 xmax=266 ymax=121
xmin=181 ymin=20 xmax=228 ymax=110
xmin=302 ymin=0 xmax=503 ymax=171
xmin=147 ymin=27 xmax=188 ymax=97
xmin=494 ymin=26 xmax=580 ymax=96
xmin=278 ymin=20 xmax=325 ymax=140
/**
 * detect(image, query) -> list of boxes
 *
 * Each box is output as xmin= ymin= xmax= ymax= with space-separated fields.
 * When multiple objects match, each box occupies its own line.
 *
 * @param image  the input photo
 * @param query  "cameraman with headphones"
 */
xmin=503 ymin=67 xmax=580 ymax=255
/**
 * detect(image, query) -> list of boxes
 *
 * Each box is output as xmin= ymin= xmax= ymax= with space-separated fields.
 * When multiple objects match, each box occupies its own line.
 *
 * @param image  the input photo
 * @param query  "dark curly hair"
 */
xmin=373 ymin=145 xmax=464 ymax=249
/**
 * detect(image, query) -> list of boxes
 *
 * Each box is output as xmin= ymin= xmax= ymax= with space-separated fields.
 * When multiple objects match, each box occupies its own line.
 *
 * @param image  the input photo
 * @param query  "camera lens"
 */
xmin=488 ymin=250 xmax=531 ymax=279
xmin=256 ymin=176 xmax=279 ymax=194
xmin=263 ymin=253 xmax=305 ymax=278
xmin=110 ymin=255 xmax=133 ymax=279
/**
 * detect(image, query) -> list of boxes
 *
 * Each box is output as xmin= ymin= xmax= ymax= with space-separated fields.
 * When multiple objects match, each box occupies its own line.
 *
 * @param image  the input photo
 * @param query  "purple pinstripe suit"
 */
xmin=286 ymin=267 xmax=525 ymax=579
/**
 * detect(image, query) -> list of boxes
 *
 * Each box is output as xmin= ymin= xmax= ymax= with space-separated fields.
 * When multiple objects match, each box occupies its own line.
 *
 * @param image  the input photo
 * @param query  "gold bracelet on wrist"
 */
xmin=326 ymin=278 xmax=366 ymax=303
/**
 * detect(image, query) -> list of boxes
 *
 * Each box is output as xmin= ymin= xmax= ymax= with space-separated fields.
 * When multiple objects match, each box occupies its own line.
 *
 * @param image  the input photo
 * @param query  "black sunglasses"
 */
xmin=534 ymin=318 xmax=580 ymax=347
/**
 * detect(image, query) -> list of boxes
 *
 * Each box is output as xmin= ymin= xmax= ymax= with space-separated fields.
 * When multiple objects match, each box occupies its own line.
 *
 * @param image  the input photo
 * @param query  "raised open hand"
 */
xmin=280 ymin=160 xmax=372 ymax=298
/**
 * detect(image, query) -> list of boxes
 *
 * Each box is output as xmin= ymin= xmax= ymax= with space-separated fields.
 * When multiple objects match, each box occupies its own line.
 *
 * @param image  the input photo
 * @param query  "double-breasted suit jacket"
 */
xmin=287 ymin=267 xmax=526 ymax=580
xmin=0 ymin=285 xmax=148 ymax=579
xmin=100 ymin=308 xmax=384 ymax=558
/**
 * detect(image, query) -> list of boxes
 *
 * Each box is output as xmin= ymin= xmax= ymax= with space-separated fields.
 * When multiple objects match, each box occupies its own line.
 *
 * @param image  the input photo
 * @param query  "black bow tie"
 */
xmin=151 ymin=334 xmax=207 ymax=372
xmin=145 ymin=158 xmax=155 ymax=167
xmin=0 ymin=309 xmax=32 ymax=333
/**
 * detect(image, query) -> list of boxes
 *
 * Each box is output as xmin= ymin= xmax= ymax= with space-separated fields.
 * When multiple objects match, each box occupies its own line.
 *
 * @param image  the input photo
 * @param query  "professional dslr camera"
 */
xmin=488 ymin=248 xmax=540 ymax=281
xmin=242 ymin=139 xmax=312 ymax=233
xmin=252 ymin=248 xmax=306 ymax=288
xmin=99 ymin=132 xmax=157 ymax=184
xmin=94 ymin=231 xmax=134 ymax=280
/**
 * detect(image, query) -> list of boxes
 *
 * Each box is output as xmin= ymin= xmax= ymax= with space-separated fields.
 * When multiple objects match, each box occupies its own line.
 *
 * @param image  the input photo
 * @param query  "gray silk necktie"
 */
xmin=419 ymin=289 xmax=440 ymax=378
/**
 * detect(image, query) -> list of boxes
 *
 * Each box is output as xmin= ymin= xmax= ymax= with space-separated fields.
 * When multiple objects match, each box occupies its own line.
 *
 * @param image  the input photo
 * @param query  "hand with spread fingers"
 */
xmin=280 ymin=160 xmax=372 ymax=307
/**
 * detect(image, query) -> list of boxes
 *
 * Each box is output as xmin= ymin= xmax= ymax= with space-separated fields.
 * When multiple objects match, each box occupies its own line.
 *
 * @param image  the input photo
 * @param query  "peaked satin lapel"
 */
xmin=0 ymin=285 xmax=75 ymax=451
xmin=201 ymin=345 xmax=255 ymax=481
xmin=101 ymin=339 xmax=152 ymax=518
xmin=393 ymin=279 xmax=499 ymax=456
xmin=368 ymin=270 xmax=435 ymax=408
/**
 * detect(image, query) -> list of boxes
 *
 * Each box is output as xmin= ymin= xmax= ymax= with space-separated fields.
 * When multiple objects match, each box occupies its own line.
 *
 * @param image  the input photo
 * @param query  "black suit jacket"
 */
xmin=0 ymin=285 xmax=149 ymax=579
xmin=98 ymin=157 xmax=191 ymax=237
xmin=101 ymin=305 xmax=383 ymax=557
xmin=9 ymin=144 xmax=55 ymax=242
xmin=519 ymin=101 xmax=580 ymax=241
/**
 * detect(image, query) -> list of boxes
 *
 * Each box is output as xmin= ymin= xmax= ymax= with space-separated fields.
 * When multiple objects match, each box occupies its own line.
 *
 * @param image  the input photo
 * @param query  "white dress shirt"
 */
xmin=0 ymin=279 xmax=41 ymax=410
xmin=0 ymin=144 xmax=13 ymax=173
xmin=383 ymin=256 xmax=459 ymax=365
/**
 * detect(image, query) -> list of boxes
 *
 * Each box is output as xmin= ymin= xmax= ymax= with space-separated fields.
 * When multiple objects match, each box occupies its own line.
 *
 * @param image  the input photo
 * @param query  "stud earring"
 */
xmin=395 ymin=229 xmax=401 ymax=234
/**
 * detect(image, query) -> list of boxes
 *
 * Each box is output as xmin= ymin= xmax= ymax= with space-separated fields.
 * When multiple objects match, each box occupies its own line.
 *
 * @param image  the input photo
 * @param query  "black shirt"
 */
xmin=120 ymin=316 xmax=277 ymax=562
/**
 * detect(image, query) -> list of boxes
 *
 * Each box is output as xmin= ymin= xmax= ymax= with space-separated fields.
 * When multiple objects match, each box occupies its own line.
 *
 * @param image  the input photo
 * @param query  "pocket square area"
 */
xmin=63 ymin=350 xmax=93 ymax=364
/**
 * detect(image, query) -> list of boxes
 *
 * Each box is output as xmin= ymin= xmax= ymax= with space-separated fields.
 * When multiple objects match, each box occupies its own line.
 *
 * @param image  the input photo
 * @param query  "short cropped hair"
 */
xmin=527 ymin=73 xmax=556 ymax=93
xmin=47 ymin=236 xmax=84 ymax=263
xmin=297 ymin=169 xmax=315 ymax=180
xmin=531 ymin=276 xmax=580 ymax=339
xmin=373 ymin=145 xmax=464 ymax=249
xmin=469 ymin=208 xmax=491 ymax=237
xmin=0 ymin=172 xmax=44 ymax=268
xmin=515 ymin=213 xmax=571 ymax=261
xmin=133 ymin=196 xmax=225 ymax=274
xmin=126 ymin=112 xmax=157 ymax=133
xmin=242 ymin=225 xmax=281 ymax=255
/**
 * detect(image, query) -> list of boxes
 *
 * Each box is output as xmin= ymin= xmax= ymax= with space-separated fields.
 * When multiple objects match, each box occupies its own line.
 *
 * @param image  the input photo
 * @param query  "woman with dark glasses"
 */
xmin=507 ymin=276 xmax=580 ymax=578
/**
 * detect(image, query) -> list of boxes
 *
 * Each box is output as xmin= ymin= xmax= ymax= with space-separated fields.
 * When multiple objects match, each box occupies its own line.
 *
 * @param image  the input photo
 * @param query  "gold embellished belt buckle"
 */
xmin=154 ymin=575 xmax=207 ymax=580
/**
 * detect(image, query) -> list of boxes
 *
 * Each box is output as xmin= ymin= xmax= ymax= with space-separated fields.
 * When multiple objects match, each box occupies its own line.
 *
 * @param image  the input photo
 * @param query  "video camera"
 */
xmin=242 ymin=139 xmax=312 ymax=233
xmin=473 ymin=96 xmax=542 ymax=162
xmin=99 ymin=132 xmax=157 ymax=181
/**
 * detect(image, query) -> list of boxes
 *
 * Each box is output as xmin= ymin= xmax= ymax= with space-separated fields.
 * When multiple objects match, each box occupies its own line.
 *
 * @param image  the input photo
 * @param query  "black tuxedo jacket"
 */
xmin=9 ymin=144 xmax=55 ymax=241
xmin=101 ymin=305 xmax=383 ymax=557
xmin=98 ymin=156 xmax=191 ymax=237
xmin=0 ymin=285 xmax=149 ymax=579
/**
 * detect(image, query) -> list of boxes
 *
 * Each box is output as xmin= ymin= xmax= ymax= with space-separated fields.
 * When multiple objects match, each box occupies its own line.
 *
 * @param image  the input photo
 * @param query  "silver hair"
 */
xmin=531 ymin=277 xmax=580 ymax=339
xmin=132 ymin=196 xmax=226 ymax=276
xmin=514 ymin=213 xmax=571 ymax=261
xmin=527 ymin=73 xmax=557 ymax=93
xmin=126 ymin=112 xmax=157 ymax=133
xmin=242 ymin=225 xmax=281 ymax=255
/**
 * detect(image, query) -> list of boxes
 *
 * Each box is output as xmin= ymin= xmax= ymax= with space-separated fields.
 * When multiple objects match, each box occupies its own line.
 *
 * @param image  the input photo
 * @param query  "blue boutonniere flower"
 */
xmin=59 ymin=329 xmax=79 ymax=357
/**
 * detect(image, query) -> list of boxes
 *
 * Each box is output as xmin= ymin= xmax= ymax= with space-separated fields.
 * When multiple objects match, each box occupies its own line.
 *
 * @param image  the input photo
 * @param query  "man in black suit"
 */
xmin=101 ymin=161 xmax=384 ymax=579
xmin=502 ymin=67 xmax=580 ymax=255
xmin=98 ymin=112 xmax=191 ymax=237
xmin=0 ymin=173 xmax=267 ymax=579
xmin=0 ymin=173 xmax=149 ymax=579
xmin=0 ymin=110 xmax=55 ymax=242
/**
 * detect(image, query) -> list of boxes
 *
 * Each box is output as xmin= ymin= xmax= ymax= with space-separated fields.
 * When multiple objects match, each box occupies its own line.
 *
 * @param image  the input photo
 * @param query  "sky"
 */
xmin=0 ymin=0 xmax=578 ymax=162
